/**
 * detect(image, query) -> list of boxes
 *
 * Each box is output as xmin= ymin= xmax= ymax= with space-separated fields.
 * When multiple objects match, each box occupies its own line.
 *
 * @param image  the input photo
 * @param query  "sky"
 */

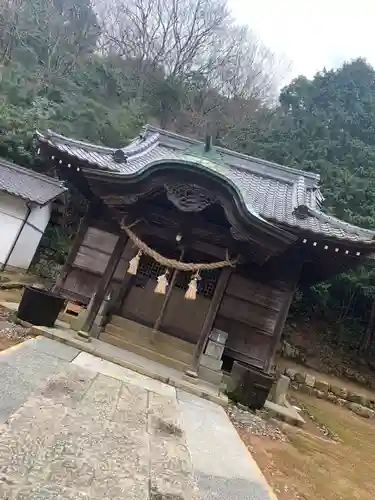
xmin=229 ymin=0 xmax=375 ymax=82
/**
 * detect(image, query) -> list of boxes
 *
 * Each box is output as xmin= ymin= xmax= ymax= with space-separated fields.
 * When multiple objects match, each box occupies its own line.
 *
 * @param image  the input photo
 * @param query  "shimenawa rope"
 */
xmin=120 ymin=220 xmax=237 ymax=272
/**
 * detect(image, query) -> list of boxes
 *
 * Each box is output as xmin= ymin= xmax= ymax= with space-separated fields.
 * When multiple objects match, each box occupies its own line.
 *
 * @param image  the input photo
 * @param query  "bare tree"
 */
xmin=100 ymin=0 xmax=229 ymax=75
xmin=0 ymin=0 xmax=21 ymax=63
xmin=0 ymin=0 xmax=100 ymax=76
xmin=98 ymin=0 xmax=290 ymax=132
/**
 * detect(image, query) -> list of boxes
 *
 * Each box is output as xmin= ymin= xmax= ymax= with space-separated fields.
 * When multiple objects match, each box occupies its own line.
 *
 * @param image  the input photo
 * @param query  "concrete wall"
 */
xmin=0 ymin=192 xmax=51 ymax=270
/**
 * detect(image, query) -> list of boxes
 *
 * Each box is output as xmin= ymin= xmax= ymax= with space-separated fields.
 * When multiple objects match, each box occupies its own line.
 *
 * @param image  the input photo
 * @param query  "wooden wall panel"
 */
xmin=64 ymin=268 xmax=100 ymax=300
xmin=82 ymin=227 xmax=118 ymax=255
xmin=63 ymin=267 xmax=122 ymax=303
xmin=218 ymin=295 xmax=278 ymax=335
xmin=74 ymin=246 xmax=111 ymax=275
xmin=215 ymin=269 xmax=291 ymax=369
xmin=62 ymin=226 xmax=134 ymax=301
xmin=226 ymin=274 xmax=286 ymax=312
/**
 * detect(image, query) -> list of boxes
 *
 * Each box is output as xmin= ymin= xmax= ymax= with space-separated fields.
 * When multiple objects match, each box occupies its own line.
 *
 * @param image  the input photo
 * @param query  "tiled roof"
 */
xmin=36 ymin=126 xmax=375 ymax=245
xmin=0 ymin=158 xmax=66 ymax=205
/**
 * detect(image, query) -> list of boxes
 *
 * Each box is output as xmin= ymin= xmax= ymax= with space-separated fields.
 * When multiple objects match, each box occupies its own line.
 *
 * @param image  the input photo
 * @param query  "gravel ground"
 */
xmin=226 ymin=404 xmax=287 ymax=442
xmin=0 ymin=307 xmax=33 ymax=349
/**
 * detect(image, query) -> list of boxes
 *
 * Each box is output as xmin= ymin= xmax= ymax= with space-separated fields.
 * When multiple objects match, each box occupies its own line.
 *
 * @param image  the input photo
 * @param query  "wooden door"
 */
xmin=121 ymin=255 xmax=220 ymax=344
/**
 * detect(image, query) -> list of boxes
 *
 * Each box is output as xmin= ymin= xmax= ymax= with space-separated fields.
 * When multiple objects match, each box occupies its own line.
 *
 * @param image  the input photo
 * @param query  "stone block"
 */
xmin=314 ymin=380 xmax=330 ymax=394
xmin=348 ymin=402 xmax=375 ymax=419
xmin=199 ymin=354 xmax=223 ymax=371
xmin=330 ymin=385 xmax=348 ymax=398
xmin=210 ymin=329 xmax=228 ymax=344
xmin=197 ymin=365 xmax=223 ymax=386
xmin=315 ymin=390 xmax=326 ymax=399
xmin=347 ymin=392 xmax=368 ymax=406
xmin=204 ymin=340 xmax=224 ymax=360
xmin=285 ymin=368 xmax=298 ymax=380
xmin=355 ymin=373 xmax=367 ymax=385
xmin=70 ymin=311 xmax=88 ymax=332
xmin=336 ymin=398 xmax=347 ymax=407
xmin=294 ymin=372 xmax=306 ymax=384
xmin=327 ymin=393 xmax=338 ymax=403
xmin=305 ymin=374 xmax=316 ymax=387
xmin=264 ymin=400 xmax=305 ymax=427
xmin=269 ymin=375 xmax=290 ymax=406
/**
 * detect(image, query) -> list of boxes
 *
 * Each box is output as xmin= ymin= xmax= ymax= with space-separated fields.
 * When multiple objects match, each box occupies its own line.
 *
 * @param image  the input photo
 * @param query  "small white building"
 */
xmin=0 ymin=158 xmax=66 ymax=271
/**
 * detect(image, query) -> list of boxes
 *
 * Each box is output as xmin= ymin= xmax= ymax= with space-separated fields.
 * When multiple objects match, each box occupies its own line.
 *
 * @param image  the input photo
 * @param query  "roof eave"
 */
xmin=271 ymin=220 xmax=375 ymax=250
xmin=0 ymin=186 xmax=67 ymax=207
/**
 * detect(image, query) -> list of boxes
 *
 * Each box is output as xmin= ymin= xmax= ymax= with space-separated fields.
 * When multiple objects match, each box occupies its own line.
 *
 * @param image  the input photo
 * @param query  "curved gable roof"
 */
xmin=35 ymin=126 xmax=375 ymax=246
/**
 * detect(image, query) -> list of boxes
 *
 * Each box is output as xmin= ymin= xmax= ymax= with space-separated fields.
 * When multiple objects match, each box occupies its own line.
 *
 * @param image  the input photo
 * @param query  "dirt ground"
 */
xmin=0 ymin=268 xmax=38 ymax=351
xmin=0 ymin=335 xmax=17 ymax=351
xmin=236 ymin=392 xmax=375 ymax=500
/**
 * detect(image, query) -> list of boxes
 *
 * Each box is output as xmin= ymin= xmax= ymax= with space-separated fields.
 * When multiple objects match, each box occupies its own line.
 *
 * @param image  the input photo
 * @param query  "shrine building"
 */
xmin=35 ymin=125 xmax=375 ymax=404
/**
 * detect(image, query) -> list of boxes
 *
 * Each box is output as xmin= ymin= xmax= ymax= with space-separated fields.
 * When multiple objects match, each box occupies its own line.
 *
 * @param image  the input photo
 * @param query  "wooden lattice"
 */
xmin=175 ymin=268 xmax=219 ymax=298
xmin=134 ymin=255 xmax=165 ymax=288
xmin=133 ymin=254 xmax=219 ymax=298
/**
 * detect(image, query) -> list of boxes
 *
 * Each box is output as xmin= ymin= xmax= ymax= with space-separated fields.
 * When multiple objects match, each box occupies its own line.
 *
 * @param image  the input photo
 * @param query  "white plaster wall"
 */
xmin=0 ymin=192 xmax=52 ymax=270
xmin=0 ymin=192 xmax=27 ymax=267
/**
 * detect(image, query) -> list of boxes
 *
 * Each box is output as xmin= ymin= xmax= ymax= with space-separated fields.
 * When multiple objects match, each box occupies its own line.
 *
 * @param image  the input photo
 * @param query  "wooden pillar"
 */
xmin=151 ymin=248 xmax=185 ymax=341
xmin=78 ymin=232 xmax=128 ymax=340
xmin=265 ymin=285 xmax=296 ymax=373
xmin=53 ymin=204 xmax=94 ymax=294
xmin=188 ymin=266 xmax=233 ymax=375
xmin=113 ymin=274 xmax=134 ymax=315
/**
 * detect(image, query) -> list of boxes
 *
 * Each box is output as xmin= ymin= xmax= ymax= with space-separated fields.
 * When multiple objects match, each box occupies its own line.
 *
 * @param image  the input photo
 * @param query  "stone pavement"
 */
xmin=0 ymin=337 xmax=78 ymax=424
xmin=0 ymin=338 xmax=277 ymax=500
xmin=0 ymin=367 xmax=199 ymax=499
xmin=179 ymin=395 xmax=276 ymax=500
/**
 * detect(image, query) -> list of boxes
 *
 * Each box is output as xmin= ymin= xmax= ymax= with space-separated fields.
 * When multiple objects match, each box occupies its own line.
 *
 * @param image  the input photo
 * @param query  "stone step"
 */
xmin=99 ymin=332 xmax=190 ymax=372
xmin=104 ymin=323 xmax=193 ymax=365
xmin=197 ymin=365 xmax=224 ymax=386
xmin=110 ymin=316 xmax=195 ymax=354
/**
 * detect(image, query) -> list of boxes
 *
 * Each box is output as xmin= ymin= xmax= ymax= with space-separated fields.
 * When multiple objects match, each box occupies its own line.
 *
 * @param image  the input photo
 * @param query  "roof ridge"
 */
xmin=145 ymin=124 xmax=321 ymax=182
xmin=121 ymin=133 xmax=159 ymax=157
xmin=36 ymin=130 xmax=118 ymax=154
xmin=0 ymin=157 xmax=65 ymax=188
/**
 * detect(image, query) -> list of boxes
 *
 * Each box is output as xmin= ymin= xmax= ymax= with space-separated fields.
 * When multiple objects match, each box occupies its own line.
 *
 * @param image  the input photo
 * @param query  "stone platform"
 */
xmin=0 ymin=337 xmax=278 ymax=500
xmin=0 ymin=301 xmax=227 ymax=407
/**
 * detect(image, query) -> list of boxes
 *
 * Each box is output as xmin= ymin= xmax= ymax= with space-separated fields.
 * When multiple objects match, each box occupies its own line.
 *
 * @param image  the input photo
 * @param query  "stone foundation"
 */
xmin=283 ymin=367 xmax=375 ymax=419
